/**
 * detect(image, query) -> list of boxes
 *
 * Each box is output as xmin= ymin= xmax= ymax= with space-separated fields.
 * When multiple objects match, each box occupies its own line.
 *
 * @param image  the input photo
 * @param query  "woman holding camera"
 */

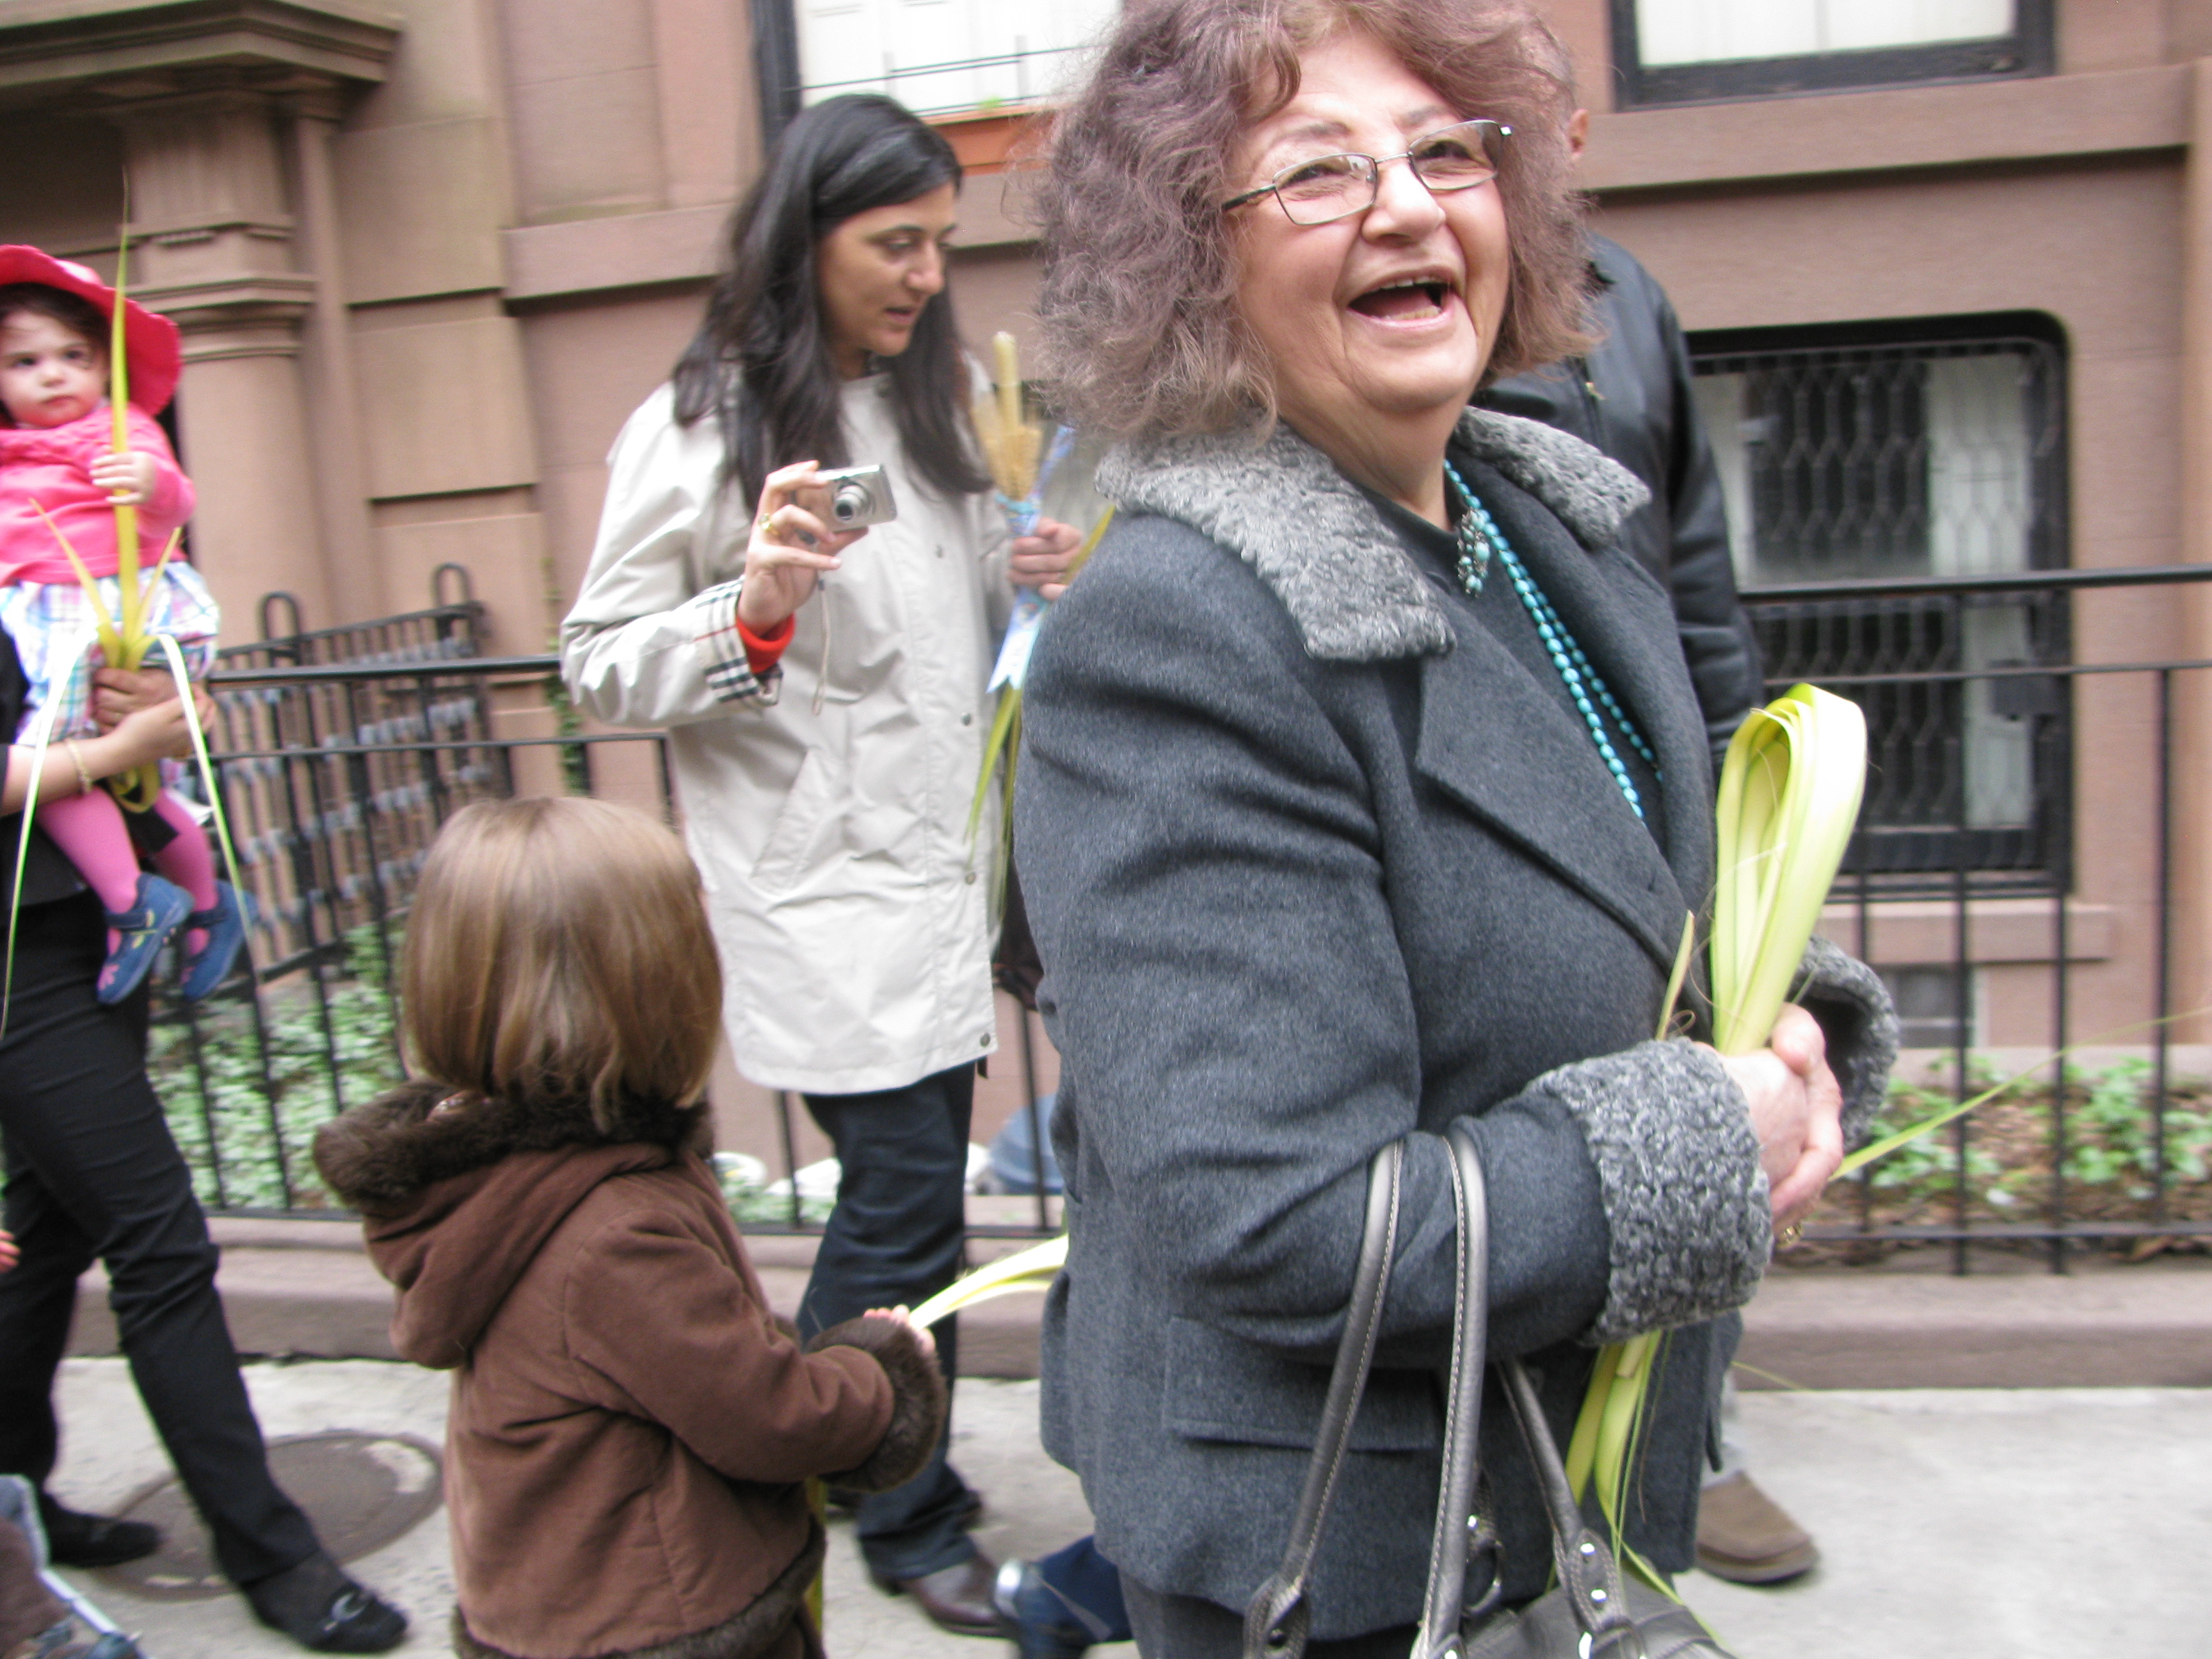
xmin=561 ymin=94 xmax=1080 ymax=1635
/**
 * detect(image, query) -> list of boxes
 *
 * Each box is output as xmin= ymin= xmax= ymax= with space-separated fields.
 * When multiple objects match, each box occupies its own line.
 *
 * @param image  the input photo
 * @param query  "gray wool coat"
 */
xmin=1013 ymin=410 xmax=1896 ymax=1639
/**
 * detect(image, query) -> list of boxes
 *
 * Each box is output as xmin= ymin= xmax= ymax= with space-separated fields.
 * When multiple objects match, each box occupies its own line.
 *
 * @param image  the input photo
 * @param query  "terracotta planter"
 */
xmin=926 ymin=108 xmax=1048 ymax=176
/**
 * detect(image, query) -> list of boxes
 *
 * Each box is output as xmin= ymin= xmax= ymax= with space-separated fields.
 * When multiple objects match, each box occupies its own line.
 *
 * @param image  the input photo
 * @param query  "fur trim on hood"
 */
xmin=314 ymin=1080 xmax=709 ymax=1218
xmin=314 ymin=1082 xmax=713 ymax=1369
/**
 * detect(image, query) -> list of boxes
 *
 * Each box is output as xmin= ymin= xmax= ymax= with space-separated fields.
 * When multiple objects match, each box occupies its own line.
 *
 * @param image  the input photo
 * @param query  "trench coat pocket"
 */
xmin=751 ymin=746 xmax=845 ymax=896
xmin=1162 ymin=1317 xmax=1442 ymax=1452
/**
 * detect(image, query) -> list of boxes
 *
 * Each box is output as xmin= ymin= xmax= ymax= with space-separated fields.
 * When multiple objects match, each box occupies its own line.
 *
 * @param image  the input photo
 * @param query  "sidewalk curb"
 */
xmin=69 ymin=1222 xmax=2212 ymax=1388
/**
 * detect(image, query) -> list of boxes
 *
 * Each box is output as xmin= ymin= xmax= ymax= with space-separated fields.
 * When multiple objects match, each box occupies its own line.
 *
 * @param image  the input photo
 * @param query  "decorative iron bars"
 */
xmin=141 ymin=558 xmax=2212 ymax=1271
xmin=1694 ymin=320 xmax=2071 ymax=893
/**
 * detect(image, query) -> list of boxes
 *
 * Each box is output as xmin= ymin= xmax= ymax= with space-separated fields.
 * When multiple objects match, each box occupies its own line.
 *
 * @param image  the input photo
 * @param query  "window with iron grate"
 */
xmin=1612 ymin=0 xmax=2051 ymax=107
xmin=1690 ymin=315 xmax=2071 ymax=894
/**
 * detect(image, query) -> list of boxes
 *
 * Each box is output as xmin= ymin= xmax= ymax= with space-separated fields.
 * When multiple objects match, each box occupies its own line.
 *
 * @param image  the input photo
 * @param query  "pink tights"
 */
xmin=38 ymin=788 xmax=218 ymax=950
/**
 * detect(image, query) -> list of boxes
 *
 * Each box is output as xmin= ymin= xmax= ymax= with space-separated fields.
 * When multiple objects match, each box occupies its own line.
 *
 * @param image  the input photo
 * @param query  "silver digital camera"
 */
xmin=815 ymin=465 xmax=899 ymax=528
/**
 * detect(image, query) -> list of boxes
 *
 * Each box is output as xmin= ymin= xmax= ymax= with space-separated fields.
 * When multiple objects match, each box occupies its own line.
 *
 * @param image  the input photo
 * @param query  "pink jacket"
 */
xmin=0 ymin=405 xmax=194 ymax=586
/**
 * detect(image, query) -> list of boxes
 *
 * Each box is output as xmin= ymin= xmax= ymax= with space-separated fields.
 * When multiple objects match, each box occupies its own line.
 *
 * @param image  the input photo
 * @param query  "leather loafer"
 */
xmin=877 ymin=1555 xmax=1002 ymax=1637
xmin=36 ymin=1498 xmax=159 ymax=1570
xmin=245 ymin=1552 xmax=408 ymax=1653
xmin=1695 ymin=1472 xmax=1818 ymax=1585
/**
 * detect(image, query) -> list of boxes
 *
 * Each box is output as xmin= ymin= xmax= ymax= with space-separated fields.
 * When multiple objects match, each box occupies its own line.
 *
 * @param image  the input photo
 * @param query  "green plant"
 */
xmin=150 ymin=924 xmax=403 ymax=1210
xmin=1862 ymin=1069 xmax=2006 ymax=1205
xmin=2058 ymin=1058 xmax=2212 ymax=1196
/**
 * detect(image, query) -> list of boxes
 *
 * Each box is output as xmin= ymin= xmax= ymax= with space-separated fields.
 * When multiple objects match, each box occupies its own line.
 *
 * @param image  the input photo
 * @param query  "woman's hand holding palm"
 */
xmin=1714 ymin=1002 xmax=1845 ymax=1230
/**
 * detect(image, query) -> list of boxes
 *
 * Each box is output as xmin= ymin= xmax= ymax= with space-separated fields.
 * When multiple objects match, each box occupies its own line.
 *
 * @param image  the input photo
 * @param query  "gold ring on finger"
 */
xmin=1776 ymin=1221 xmax=1804 ymax=1249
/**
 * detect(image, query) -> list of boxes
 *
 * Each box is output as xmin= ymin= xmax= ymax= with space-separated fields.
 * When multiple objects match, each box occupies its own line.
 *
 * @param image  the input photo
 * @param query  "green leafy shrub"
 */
xmin=150 ymin=926 xmax=403 ymax=1211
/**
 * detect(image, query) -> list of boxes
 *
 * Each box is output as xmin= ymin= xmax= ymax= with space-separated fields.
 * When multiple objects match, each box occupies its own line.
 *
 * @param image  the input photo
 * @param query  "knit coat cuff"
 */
xmin=1529 ymin=1039 xmax=1770 ymax=1346
xmin=1794 ymin=935 xmax=1901 ymax=1147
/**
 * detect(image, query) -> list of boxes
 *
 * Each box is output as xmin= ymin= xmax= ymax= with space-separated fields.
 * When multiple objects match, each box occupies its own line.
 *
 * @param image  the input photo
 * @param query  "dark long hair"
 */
xmin=0 ymin=283 xmax=109 ymax=428
xmin=673 ymin=96 xmax=990 ymax=506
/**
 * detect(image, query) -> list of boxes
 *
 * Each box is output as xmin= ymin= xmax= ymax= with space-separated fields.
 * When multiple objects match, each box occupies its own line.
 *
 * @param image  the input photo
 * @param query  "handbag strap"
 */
xmin=1409 ymin=1123 xmax=1496 ymax=1658
xmin=1241 ymin=1141 xmax=1404 ymax=1659
xmin=1498 ymin=1359 xmax=1646 ymax=1655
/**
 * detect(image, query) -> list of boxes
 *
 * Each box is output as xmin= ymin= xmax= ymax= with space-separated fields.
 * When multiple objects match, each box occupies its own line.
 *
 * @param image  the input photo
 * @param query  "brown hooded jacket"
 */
xmin=316 ymin=1085 xmax=943 ymax=1659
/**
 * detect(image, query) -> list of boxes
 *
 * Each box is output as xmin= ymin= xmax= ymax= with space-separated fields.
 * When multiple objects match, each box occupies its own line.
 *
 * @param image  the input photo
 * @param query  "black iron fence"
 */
xmin=154 ymin=575 xmax=1057 ymax=1233
xmin=147 ymin=566 xmax=2212 ymax=1270
xmin=1743 ymin=563 xmax=2212 ymax=1269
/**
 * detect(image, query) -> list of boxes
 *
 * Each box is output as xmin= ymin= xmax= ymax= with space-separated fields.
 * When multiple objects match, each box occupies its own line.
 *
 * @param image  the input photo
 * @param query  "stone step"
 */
xmin=69 ymin=1219 xmax=2212 ymax=1389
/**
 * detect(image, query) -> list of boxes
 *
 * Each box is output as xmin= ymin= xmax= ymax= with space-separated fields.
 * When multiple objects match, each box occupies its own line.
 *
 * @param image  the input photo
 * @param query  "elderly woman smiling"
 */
xmin=1012 ymin=2 xmax=1898 ymax=1655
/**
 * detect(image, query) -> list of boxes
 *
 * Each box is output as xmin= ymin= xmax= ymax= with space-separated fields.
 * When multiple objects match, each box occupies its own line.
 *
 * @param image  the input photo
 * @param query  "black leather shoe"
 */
xmin=36 ymin=1498 xmax=159 ymax=1569
xmin=874 ymin=1554 xmax=1002 ymax=1637
xmin=244 ymin=1553 xmax=408 ymax=1654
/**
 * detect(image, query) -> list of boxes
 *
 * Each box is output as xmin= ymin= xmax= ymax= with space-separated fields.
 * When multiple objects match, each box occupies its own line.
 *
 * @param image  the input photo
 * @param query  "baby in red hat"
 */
xmin=0 ymin=246 xmax=247 ymax=1006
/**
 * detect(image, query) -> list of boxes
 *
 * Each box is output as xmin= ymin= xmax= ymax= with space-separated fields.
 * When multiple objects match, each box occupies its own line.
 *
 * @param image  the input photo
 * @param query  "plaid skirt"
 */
xmin=0 ymin=566 xmax=221 ymax=770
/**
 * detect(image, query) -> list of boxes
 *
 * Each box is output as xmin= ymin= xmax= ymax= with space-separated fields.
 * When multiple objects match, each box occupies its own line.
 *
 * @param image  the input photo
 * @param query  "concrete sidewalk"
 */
xmin=45 ymin=1358 xmax=2212 ymax=1658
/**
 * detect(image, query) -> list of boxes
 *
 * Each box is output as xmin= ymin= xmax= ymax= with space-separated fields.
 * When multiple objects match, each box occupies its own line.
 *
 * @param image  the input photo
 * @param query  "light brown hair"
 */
xmin=1034 ymin=0 xmax=1591 ymax=442
xmin=402 ymin=797 xmax=723 ymax=1132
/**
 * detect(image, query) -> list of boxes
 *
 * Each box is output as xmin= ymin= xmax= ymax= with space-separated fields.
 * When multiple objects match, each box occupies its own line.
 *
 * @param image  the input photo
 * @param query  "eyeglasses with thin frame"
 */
xmin=1222 ymin=118 xmax=1512 ymax=227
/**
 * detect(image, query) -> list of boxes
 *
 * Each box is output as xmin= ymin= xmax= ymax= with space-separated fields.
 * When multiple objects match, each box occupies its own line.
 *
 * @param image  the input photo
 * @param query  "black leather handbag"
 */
xmin=1241 ymin=1126 xmax=1733 ymax=1659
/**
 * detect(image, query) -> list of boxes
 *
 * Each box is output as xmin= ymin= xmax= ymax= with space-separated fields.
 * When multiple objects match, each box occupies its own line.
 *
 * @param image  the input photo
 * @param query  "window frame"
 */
xmin=755 ymin=0 xmax=805 ymax=146
xmin=1692 ymin=311 xmax=2074 ymax=896
xmin=1608 ymin=0 xmax=2054 ymax=109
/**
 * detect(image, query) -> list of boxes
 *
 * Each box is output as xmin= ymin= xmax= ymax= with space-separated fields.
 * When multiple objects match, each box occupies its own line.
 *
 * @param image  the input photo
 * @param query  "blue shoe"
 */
xmin=993 ymin=1559 xmax=1107 ymax=1659
xmin=97 ymin=874 xmax=191 ymax=1005
xmin=180 ymin=880 xmax=257 ymax=1002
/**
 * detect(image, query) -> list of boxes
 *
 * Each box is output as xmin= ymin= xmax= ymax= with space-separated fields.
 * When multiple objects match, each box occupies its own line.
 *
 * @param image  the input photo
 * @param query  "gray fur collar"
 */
xmin=1094 ymin=410 xmax=1649 ymax=662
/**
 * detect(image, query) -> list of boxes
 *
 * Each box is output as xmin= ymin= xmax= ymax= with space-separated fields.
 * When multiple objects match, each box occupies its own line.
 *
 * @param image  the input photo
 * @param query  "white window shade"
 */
xmin=1637 ymin=0 xmax=2014 ymax=67
xmin=799 ymin=0 xmax=1118 ymax=116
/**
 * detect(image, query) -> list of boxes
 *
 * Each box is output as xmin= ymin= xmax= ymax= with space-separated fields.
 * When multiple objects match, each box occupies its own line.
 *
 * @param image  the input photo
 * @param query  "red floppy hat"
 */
xmin=0 ymin=244 xmax=182 ymax=415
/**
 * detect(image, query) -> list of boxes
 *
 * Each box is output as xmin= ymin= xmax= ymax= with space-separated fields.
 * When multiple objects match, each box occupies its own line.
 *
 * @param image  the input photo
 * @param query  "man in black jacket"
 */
xmin=1481 ymin=223 xmax=1765 ymax=776
xmin=1482 ymin=109 xmax=1818 ymax=1591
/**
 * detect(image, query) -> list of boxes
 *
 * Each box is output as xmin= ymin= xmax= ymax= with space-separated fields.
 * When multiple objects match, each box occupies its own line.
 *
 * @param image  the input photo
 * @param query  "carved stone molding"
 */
xmin=138 ymin=271 xmax=316 ymax=357
xmin=0 ymin=0 xmax=400 ymax=110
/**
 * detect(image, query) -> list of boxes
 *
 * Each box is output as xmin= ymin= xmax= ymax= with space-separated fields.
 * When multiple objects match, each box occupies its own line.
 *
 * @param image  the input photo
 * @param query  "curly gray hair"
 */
xmin=1034 ymin=0 xmax=1592 ymax=442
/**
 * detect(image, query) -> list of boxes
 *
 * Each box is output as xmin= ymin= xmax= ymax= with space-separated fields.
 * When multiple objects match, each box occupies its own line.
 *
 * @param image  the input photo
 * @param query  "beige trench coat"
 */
xmin=561 ymin=378 xmax=1011 ymax=1094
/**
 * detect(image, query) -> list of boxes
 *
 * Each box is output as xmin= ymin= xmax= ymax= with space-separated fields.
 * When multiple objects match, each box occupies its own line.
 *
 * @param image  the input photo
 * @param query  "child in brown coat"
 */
xmin=315 ymin=799 xmax=945 ymax=1659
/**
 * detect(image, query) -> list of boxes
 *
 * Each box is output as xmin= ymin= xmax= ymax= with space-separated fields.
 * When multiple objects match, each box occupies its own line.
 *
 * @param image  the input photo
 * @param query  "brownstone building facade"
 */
xmin=4 ymin=0 xmax=2212 ymax=1077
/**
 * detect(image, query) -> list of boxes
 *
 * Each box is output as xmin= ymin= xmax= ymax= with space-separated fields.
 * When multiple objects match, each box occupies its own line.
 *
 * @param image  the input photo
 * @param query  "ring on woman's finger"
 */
xmin=1776 ymin=1221 xmax=1804 ymax=1249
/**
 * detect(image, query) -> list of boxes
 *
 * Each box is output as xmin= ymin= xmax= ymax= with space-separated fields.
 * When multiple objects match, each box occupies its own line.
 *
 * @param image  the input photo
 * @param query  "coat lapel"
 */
xmin=1463 ymin=456 xmax=1715 ymax=920
xmin=1411 ymin=609 xmax=1691 ymax=976
xmin=1096 ymin=411 xmax=1703 ymax=972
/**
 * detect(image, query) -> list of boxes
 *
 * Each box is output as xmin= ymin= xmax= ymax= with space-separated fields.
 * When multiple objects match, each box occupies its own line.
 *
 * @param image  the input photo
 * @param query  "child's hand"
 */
xmin=92 ymin=665 xmax=177 ymax=730
xmin=111 ymin=691 xmax=205 ymax=764
xmin=88 ymin=449 xmax=159 ymax=507
xmin=0 ymin=1230 xmax=17 ymax=1273
xmin=863 ymin=1305 xmax=936 ymax=1362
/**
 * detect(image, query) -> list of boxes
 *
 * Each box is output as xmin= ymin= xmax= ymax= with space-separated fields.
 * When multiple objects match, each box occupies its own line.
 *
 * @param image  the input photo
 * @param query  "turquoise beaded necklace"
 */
xmin=1443 ymin=458 xmax=1660 ymax=821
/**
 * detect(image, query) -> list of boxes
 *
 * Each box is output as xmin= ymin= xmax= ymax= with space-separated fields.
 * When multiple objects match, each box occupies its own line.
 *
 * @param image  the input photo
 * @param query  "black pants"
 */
xmin=0 ymin=892 xmax=319 ymax=1587
xmin=796 ymin=1064 xmax=977 ymax=1582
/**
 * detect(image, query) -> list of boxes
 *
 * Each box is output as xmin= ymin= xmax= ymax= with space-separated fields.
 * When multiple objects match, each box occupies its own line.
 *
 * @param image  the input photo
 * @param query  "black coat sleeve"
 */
xmin=1589 ymin=237 xmax=1767 ymax=768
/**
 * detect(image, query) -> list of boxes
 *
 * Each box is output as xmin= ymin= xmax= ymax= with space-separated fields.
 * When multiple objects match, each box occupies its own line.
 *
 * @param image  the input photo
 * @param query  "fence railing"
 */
xmin=157 ymin=578 xmax=1059 ymax=1234
xmin=1742 ymin=562 xmax=2212 ymax=1270
xmin=150 ymin=566 xmax=2212 ymax=1270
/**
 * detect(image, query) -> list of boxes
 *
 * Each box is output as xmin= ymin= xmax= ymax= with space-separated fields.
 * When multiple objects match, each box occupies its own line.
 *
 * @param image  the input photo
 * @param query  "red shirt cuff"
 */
xmin=738 ymin=611 xmax=794 ymax=675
